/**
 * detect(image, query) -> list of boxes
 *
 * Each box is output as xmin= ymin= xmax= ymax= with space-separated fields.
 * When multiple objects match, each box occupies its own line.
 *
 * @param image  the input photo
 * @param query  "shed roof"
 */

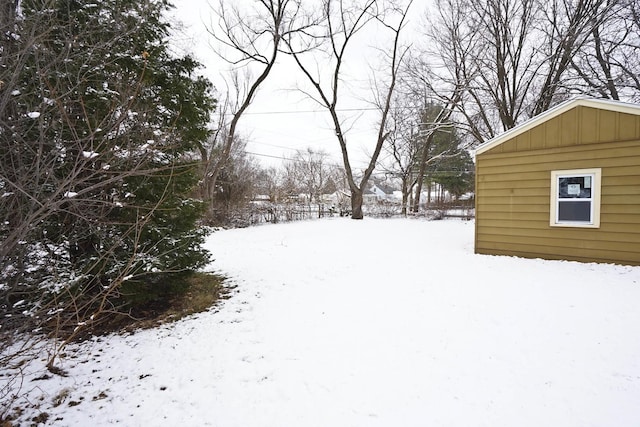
xmin=474 ymin=97 xmax=640 ymax=156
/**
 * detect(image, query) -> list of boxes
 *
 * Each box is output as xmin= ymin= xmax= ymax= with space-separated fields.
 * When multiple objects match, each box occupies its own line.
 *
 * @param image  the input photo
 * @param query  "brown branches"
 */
xmin=200 ymin=0 xmax=319 ymax=214
xmin=284 ymin=0 xmax=413 ymax=219
xmin=420 ymin=0 xmax=635 ymax=145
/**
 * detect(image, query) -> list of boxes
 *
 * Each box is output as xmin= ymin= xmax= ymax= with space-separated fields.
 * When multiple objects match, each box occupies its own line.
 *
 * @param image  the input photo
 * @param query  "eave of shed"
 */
xmin=474 ymin=97 xmax=640 ymax=156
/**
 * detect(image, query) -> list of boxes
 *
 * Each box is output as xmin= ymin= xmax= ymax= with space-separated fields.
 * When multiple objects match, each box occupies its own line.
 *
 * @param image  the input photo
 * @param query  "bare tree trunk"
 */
xmin=408 ymin=186 xmax=414 ymax=211
xmin=401 ymin=179 xmax=409 ymax=216
xmin=411 ymin=131 xmax=436 ymax=213
xmin=351 ymin=189 xmax=364 ymax=220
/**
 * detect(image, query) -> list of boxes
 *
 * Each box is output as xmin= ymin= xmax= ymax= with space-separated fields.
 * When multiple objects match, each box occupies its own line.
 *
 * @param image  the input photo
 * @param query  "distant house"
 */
xmin=364 ymin=183 xmax=394 ymax=203
xmin=474 ymin=97 xmax=640 ymax=266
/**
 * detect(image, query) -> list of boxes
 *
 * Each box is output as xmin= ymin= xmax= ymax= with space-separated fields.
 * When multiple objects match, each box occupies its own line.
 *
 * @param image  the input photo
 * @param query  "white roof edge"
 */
xmin=474 ymin=97 xmax=640 ymax=156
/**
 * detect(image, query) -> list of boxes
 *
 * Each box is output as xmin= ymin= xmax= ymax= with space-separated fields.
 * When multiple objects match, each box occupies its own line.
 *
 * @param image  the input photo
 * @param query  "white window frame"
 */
xmin=550 ymin=168 xmax=601 ymax=228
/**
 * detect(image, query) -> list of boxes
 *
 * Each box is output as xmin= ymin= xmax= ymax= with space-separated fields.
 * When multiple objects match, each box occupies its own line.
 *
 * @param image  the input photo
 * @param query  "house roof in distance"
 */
xmin=474 ymin=97 xmax=640 ymax=156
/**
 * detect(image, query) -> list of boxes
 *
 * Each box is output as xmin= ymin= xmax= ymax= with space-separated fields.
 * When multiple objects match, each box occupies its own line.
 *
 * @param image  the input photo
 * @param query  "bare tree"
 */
xmin=568 ymin=0 xmax=640 ymax=101
xmin=623 ymin=0 xmax=640 ymax=99
xmin=410 ymin=104 xmax=462 ymax=212
xmin=280 ymin=158 xmax=302 ymax=200
xmin=532 ymin=0 xmax=614 ymax=114
xmin=200 ymin=0 xmax=317 ymax=211
xmin=380 ymin=92 xmax=422 ymax=215
xmin=208 ymin=136 xmax=265 ymax=226
xmin=290 ymin=148 xmax=336 ymax=207
xmin=254 ymin=166 xmax=284 ymax=203
xmin=398 ymin=55 xmax=465 ymax=211
xmin=284 ymin=0 xmax=413 ymax=219
xmin=423 ymin=0 xmax=626 ymax=145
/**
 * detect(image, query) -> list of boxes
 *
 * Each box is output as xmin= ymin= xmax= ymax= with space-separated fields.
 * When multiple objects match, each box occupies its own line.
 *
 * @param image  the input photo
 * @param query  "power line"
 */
xmin=243 ymin=150 xmax=370 ymax=170
xmin=244 ymin=151 xmax=293 ymax=161
xmin=244 ymin=150 xmax=342 ymax=167
xmin=228 ymin=107 xmax=381 ymax=116
xmin=249 ymin=140 xmax=300 ymax=151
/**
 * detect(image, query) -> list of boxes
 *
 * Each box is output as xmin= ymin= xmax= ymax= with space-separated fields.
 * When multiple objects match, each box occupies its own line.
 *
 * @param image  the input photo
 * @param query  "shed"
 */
xmin=474 ymin=97 xmax=640 ymax=266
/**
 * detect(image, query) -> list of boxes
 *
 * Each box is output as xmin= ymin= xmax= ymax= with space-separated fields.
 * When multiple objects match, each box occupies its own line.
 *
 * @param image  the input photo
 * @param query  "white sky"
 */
xmin=169 ymin=0 xmax=425 ymax=171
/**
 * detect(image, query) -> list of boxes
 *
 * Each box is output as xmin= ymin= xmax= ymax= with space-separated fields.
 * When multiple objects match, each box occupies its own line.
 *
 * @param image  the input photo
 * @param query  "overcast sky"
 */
xmin=169 ymin=0 xmax=424 ymax=172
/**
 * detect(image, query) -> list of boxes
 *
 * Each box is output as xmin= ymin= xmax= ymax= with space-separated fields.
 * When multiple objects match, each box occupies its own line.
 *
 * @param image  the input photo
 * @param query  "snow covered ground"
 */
xmin=5 ymin=218 xmax=640 ymax=426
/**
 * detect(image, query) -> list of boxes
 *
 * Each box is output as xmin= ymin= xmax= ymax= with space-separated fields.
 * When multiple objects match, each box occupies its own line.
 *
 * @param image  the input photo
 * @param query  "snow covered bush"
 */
xmin=0 ymin=0 xmax=215 ymax=367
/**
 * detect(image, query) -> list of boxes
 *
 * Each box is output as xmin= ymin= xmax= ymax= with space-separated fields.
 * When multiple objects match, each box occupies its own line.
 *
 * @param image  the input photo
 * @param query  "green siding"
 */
xmin=475 ymin=107 xmax=640 ymax=265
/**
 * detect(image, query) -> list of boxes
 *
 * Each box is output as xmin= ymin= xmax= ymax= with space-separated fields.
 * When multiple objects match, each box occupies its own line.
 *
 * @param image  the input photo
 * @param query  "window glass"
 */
xmin=558 ymin=200 xmax=591 ymax=222
xmin=558 ymin=176 xmax=592 ymax=199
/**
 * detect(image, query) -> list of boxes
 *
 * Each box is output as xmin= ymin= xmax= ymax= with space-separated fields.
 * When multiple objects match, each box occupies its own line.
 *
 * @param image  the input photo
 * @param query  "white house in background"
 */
xmin=364 ymin=183 xmax=395 ymax=202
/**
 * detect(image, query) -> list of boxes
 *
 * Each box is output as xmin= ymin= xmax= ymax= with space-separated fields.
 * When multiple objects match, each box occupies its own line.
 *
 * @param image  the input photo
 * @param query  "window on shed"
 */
xmin=550 ymin=168 xmax=601 ymax=228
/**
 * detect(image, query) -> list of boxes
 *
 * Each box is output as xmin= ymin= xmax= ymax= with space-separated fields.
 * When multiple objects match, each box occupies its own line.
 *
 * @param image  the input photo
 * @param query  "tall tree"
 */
xmin=0 ymin=0 xmax=215 ymax=362
xmin=284 ymin=0 xmax=413 ymax=219
xmin=422 ymin=0 xmax=629 ymax=145
xmin=199 ymin=0 xmax=317 ymax=219
xmin=568 ymin=0 xmax=640 ymax=101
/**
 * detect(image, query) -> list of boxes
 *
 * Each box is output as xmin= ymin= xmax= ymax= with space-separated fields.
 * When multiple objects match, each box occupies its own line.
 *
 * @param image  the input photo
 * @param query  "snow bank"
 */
xmin=5 ymin=218 xmax=640 ymax=426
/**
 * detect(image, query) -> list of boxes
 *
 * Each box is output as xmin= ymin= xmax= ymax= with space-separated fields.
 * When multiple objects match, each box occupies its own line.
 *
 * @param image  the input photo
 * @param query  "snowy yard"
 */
xmin=5 ymin=218 xmax=640 ymax=426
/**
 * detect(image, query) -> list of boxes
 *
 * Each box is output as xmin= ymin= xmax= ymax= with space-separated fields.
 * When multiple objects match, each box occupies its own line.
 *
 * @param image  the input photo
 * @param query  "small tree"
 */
xmin=410 ymin=103 xmax=458 ymax=212
xmin=418 ymin=121 xmax=469 ymax=203
xmin=291 ymin=148 xmax=336 ymax=208
xmin=210 ymin=138 xmax=263 ymax=226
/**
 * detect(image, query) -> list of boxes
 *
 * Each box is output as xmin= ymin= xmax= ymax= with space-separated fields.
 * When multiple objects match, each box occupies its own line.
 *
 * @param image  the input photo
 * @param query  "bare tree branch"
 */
xmin=284 ymin=0 xmax=413 ymax=219
xmin=201 ymin=0 xmax=321 ymax=220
